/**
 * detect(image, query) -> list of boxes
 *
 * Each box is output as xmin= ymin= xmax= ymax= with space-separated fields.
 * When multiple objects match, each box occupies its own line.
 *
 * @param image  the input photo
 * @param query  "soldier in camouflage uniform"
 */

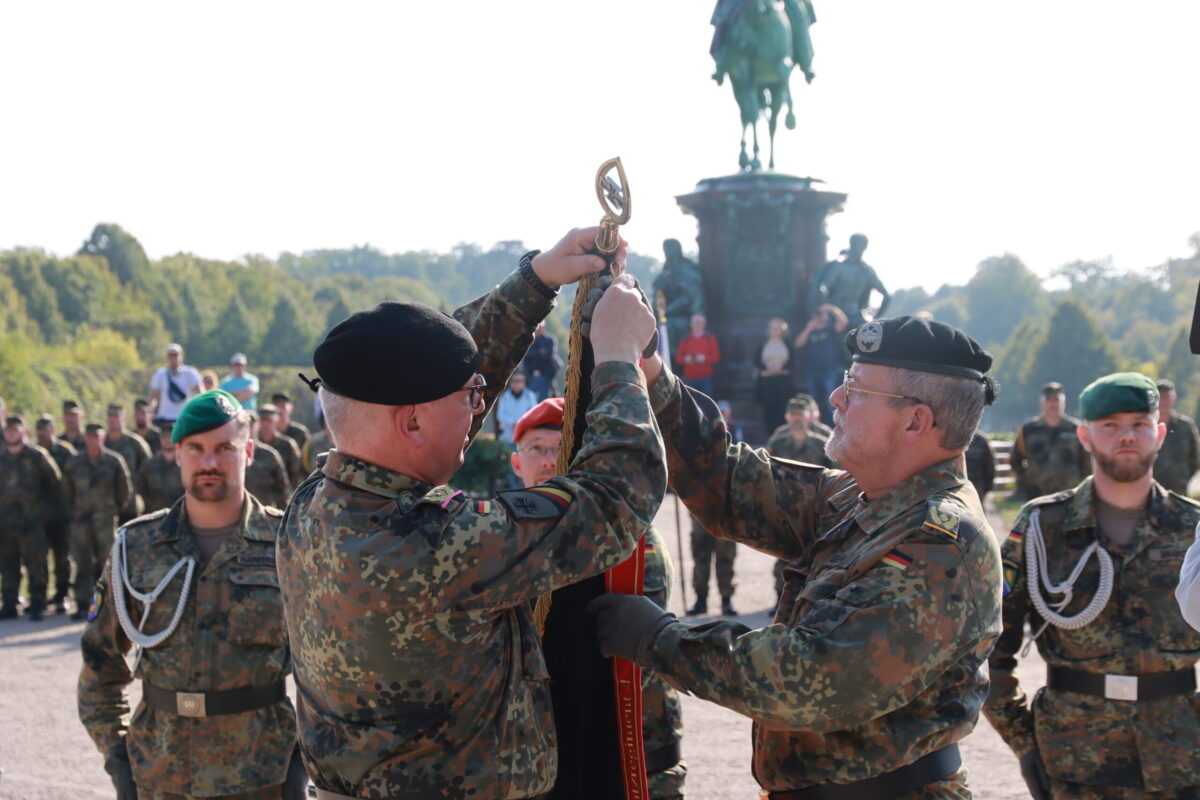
xmin=61 ymin=399 xmax=87 ymax=451
xmin=301 ymin=419 xmax=332 ymax=473
xmin=106 ymin=403 xmax=153 ymax=522
xmin=245 ymin=413 xmax=291 ymax=509
xmin=0 ymin=416 xmax=62 ymax=620
xmin=591 ymin=315 xmax=1004 ymax=799
xmin=134 ymin=423 xmax=186 ymax=513
xmin=63 ymin=423 xmax=132 ymax=620
xmin=1153 ymin=379 xmax=1200 ymax=496
xmin=985 ymin=373 xmax=1200 ymax=800
xmin=35 ymin=414 xmax=76 ymax=612
xmin=1013 ymin=382 xmax=1091 ymax=500
xmin=766 ymin=395 xmax=835 ymax=608
xmin=257 ymin=404 xmax=305 ymax=487
xmin=277 ymin=231 xmax=666 ymax=800
xmin=79 ymin=390 xmax=306 ymax=800
xmin=272 ymin=392 xmax=310 ymax=456
xmin=134 ymin=398 xmax=163 ymax=456
xmin=511 ymin=397 xmax=686 ymax=799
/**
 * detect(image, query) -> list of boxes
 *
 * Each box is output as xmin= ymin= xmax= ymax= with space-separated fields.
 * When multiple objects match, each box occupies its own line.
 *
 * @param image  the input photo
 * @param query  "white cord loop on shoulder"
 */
xmin=111 ymin=528 xmax=195 ymax=652
xmin=1021 ymin=507 xmax=1114 ymax=656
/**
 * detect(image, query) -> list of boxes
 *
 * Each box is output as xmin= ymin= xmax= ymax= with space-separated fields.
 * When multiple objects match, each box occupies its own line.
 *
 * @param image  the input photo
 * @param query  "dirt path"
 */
xmin=0 ymin=498 xmax=1040 ymax=800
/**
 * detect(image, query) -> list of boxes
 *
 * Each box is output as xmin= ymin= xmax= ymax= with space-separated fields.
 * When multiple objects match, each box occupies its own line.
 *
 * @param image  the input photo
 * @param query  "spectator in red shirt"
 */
xmin=675 ymin=313 xmax=721 ymax=397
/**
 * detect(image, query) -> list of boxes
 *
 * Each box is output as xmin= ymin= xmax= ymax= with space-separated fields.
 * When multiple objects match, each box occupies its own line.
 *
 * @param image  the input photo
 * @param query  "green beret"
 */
xmin=1078 ymin=372 xmax=1159 ymax=421
xmin=845 ymin=316 xmax=997 ymax=404
xmin=172 ymin=390 xmax=243 ymax=444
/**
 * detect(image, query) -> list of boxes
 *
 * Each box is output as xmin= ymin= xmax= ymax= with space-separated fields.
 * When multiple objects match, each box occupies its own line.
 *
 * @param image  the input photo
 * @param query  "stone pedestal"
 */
xmin=676 ymin=172 xmax=846 ymax=442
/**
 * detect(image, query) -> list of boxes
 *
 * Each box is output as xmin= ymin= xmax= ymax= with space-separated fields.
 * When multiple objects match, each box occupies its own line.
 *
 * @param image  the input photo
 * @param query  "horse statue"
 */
xmin=710 ymin=0 xmax=816 ymax=170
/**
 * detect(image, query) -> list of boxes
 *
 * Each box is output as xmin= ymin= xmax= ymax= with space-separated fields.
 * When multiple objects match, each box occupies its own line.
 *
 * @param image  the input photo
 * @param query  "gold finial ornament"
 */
xmin=594 ymin=157 xmax=631 ymax=259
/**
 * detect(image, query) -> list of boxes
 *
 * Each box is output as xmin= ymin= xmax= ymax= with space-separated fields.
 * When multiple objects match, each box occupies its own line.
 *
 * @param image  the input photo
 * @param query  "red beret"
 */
xmin=512 ymin=397 xmax=565 ymax=444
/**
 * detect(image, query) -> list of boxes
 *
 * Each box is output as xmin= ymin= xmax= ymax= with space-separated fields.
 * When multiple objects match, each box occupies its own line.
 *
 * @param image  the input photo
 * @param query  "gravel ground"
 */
xmin=0 ymin=496 xmax=1041 ymax=800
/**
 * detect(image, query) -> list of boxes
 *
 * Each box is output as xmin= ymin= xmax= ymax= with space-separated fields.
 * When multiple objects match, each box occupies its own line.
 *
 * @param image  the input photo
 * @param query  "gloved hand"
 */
xmin=580 ymin=275 xmax=659 ymax=359
xmin=103 ymin=743 xmax=138 ymax=800
xmin=1018 ymin=750 xmax=1050 ymax=800
xmin=586 ymin=593 xmax=677 ymax=667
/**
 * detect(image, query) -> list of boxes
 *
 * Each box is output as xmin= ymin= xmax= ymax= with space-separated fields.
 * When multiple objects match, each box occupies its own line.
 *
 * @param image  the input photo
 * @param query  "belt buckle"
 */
xmin=1104 ymin=674 xmax=1138 ymax=701
xmin=176 ymin=691 xmax=207 ymax=717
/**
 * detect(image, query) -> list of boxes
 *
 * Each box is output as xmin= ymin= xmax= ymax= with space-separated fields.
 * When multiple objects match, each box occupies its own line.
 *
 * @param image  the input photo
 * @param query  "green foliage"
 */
xmin=79 ymin=223 xmax=152 ymax=286
xmin=453 ymin=435 xmax=515 ymax=498
xmin=963 ymin=254 xmax=1050 ymax=349
xmin=987 ymin=316 xmax=1047 ymax=428
xmin=1025 ymin=300 xmax=1120 ymax=414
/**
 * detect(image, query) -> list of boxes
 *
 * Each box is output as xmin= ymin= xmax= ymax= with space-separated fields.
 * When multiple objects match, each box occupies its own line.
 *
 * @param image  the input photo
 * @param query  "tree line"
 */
xmin=1 ymin=222 xmax=1197 ymax=432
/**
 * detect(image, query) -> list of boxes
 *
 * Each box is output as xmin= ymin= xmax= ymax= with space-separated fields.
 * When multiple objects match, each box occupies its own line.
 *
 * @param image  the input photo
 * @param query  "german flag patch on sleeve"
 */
xmin=882 ymin=550 xmax=914 ymax=570
xmin=495 ymin=485 xmax=573 ymax=520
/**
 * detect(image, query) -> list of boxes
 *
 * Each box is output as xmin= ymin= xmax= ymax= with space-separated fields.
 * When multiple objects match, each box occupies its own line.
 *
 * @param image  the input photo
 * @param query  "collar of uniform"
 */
xmin=1060 ymin=476 xmax=1180 ymax=533
xmin=320 ymin=449 xmax=430 ymax=500
xmin=149 ymin=494 xmax=263 ymax=543
xmin=848 ymin=456 xmax=967 ymax=536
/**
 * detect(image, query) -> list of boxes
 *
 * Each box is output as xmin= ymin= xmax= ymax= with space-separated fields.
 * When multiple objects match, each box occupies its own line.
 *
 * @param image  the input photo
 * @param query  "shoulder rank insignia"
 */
xmin=496 ymin=485 xmax=573 ymax=520
xmin=923 ymin=501 xmax=961 ymax=540
xmin=882 ymin=549 xmax=913 ymax=570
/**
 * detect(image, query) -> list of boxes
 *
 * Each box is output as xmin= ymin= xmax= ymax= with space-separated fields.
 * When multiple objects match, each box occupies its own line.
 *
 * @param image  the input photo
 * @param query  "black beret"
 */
xmin=63 ymin=400 xmax=81 ymax=412
xmin=1041 ymin=382 xmax=1064 ymax=396
xmin=5 ymin=415 xmax=24 ymax=428
xmin=35 ymin=414 xmax=54 ymax=428
xmin=312 ymin=302 xmax=480 ymax=405
xmin=134 ymin=399 xmax=151 ymax=409
xmin=846 ymin=316 xmax=996 ymax=403
xmin=271 ymin=392 xmax=292 ymax=404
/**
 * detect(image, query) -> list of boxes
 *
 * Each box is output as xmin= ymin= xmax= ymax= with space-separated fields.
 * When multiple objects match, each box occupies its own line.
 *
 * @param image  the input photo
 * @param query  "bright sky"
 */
xmin=2 ymin=1 xmax=1198 ymax=292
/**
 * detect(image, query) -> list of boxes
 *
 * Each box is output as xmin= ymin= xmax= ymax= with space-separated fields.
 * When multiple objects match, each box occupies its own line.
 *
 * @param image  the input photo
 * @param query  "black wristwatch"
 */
xmin=519 ymin=250 xmax=556 ymax=300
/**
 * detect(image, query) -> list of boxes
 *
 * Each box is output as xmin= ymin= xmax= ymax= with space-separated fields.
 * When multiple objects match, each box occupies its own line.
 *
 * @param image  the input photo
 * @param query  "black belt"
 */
xmin=143 ymin=681 xmax=286 ymax=717
xmin=1047 ymin=665 xmax=1196 ymax=701
xmin=646 ymin=741 xmax=683 ymax=774
xmin=768 ymin=744 xmax=961 ymax=800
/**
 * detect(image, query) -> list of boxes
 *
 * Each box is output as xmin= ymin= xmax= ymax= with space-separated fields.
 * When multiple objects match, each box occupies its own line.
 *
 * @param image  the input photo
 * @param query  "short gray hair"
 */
xmin=318 ymin=385 xmax=391 ymax=448
xmin=888 ymin=369 xmax=987 ymax=451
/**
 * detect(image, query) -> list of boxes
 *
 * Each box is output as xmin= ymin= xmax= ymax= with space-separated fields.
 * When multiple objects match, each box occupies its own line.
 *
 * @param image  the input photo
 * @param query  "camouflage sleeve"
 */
xmin=271 ymin=451 xmax=291 ymax=499
xmin=114 ymin=458 xmax=132 ymax=511
xmin=982 ymin=506 xmax=1036 ymax=758
xmin=1188 ymin=418 xmax=1200 ymax=478
xmin=37 ymin=448 xmax=62 ymax=503
xmin=648 ymin=366 xmax=826 ymax=561
xmin=437 ymin=362 xmax=665 ymax=610
xmin=78 ymin=556 xmax=134 ymax=759
xmin=646 ymin=537 xmax=990 ymax=733
xmin=452 ymin=268 xmax=554 ymax=444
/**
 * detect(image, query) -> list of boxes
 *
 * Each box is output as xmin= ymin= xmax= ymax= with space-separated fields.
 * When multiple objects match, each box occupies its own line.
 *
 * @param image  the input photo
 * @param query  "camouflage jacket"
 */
xmin=284 ymin=421 xmax=310 ymax=454
xmin=78 ymin=494 xmax=294 ymax=796
xmin=246 ymin=441 xmax=290 ymax=509
xmin=38 ymin=439 xmax=75 ymax=522
xmin=303 ymin=429 xmax=332 ymax=473
xmin=42 ymin=438 xmax=77 ymax=471
xmin=276 ymin=269 xmax=667 ymax=800
xmin=60 ymin=430 xmax=86 ymax=451
xmin=765 ymin=427 xmax=831 ymax=466
xmin=262 ymin=432 xmax=304 ymax=488
xmin=644 ymin=369 xmax=1002 ymax=794
xmin=0 ymin=443 xmax=62 ymax=523
xmin=643 ymin=527 xmax=685 ymax=799
xmin=964 ymin=432 xmax=995 ymax=500
xmin=1013 ymin=414 xmax=1091 ymax=499
xmin=63 ymin=449 xmax=132 ymax=519
xmin=984 ymin=478 xmax=1200 ymax=792
xmin=136 ymin=424 xmax=163 ymax=455
xmin=108 ymin=431 xmax=153 ymax=515
xmin=1154 ymin=411 xmax=1200 ymax=496
xmin=134 ymin=452 xmax=185 ymax=514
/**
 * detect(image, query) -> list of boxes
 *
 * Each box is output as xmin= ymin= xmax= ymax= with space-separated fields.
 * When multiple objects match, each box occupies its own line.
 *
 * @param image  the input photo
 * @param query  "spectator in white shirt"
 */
xmin=147 ymin=343 xmax=203 ymax=423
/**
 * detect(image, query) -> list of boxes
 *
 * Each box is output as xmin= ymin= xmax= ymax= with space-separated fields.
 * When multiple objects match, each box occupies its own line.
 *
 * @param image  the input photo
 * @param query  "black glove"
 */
xmin=1018 ymin=750 xmax=1050 ymax=800
xmin=586 ymin=593 xmax=677 ymax=667
xmin=103 ymin=744 xmax=138 ymax=800
xmin=579 ymin=275 xmax=659 ymax=359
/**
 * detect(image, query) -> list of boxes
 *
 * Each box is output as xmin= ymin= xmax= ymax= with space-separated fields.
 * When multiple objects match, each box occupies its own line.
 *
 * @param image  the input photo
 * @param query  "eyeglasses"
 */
xmin=453 ymin=374 xmax=488 ymax=413
xmin=517 ymin=444 xmax=561 ymax=460
xmin=841 ymin=370 xmax=926 ymax=405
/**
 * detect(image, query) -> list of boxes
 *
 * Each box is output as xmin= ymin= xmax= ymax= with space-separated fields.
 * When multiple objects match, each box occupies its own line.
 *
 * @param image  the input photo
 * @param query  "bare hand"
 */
xmin=532 ymin=227 xmax=628 ymax=289
xmin=590 ymin=275 xmax=657 ymax=365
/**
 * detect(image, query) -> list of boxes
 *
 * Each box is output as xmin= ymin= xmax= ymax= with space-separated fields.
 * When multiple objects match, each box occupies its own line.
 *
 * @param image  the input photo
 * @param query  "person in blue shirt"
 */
xmin=220 ymin=353 xmax=260 ymax=411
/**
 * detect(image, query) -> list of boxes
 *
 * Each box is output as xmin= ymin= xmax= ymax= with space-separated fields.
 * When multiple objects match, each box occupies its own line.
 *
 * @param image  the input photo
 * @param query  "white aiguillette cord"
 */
xmin=1021 ymin=507 xmax=1114 ymax=656
xmin=111 ymin=528 xmax=196 ymax=667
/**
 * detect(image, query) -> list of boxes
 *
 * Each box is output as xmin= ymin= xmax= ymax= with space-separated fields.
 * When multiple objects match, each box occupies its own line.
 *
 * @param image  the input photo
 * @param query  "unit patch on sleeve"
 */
xmin=495 ymin=485 xmax=573 ymax=520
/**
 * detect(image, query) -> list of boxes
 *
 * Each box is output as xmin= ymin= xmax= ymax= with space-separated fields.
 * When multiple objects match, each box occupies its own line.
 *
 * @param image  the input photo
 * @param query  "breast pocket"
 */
xmin=796 ymin=572 xmax=884 ymax=635
xmin=227 ymin=567 xmax=285 ymax=647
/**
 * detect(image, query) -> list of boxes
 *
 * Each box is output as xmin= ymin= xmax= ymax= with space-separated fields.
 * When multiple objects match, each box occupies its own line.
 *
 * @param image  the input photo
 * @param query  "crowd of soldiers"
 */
xmin=4 ymin=228 xmax=1200 ymax=800
xmin=0 ymin=351 xmax=325 ymax=624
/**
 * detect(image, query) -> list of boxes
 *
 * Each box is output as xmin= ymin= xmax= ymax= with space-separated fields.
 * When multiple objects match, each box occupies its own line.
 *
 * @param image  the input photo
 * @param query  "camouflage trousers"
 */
xmin=142 ymin=786 xmax=283 ymax=800
xmin=0 ymin=517 xmax=48 ymax=607
xmin=70 ymin=513 xmax=116 ymax=608
xmin=1049 ymin=781 xmax=1200 ymax=799
xmin=690 ymin=516 xmax=736 ymax=599
xmin=45 ymin=519 xmax=70 ymax=601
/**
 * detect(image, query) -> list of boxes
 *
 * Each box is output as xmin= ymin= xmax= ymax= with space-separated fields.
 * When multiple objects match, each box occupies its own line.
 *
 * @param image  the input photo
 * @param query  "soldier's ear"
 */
xmin=1076 ymin=424 xmax=1093 ymax=453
